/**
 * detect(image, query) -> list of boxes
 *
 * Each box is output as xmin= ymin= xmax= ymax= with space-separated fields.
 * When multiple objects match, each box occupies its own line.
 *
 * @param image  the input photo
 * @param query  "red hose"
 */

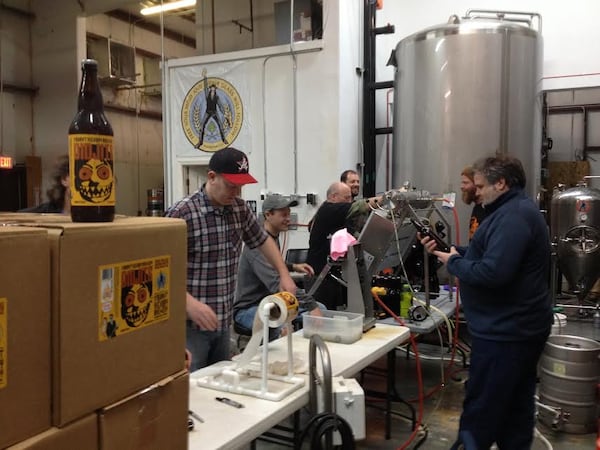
xmin=371 ymin=291 xmax=424 ymax=449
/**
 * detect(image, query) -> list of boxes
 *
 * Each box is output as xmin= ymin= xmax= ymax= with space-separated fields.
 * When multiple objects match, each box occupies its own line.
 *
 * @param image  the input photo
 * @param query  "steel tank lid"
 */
xmin=397 ymin=17 xmax=539 ymax=48
xmin=545 ymin=334 xmax=600 ymax=353
xmin=552 ymin=185 xmax=600 ymax=200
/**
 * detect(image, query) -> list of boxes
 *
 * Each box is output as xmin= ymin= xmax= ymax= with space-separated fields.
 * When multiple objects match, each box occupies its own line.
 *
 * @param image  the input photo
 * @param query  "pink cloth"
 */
xmin=329 ymin=228 xmax=357 ymax=261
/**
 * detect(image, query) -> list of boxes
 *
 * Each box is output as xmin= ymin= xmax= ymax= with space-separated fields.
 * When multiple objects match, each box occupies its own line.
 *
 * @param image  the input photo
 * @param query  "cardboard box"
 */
xmin=0 ymin=213 xmax=70 ymax=224
xmin=0 ymin=227 xmax=51 ymax=448
xmin=6 ymin=414 xmax=98 ymax=450
xmin=99 ymin=370 xmax=189 ymax=450
xmin=26 ymin=216 xmax=187 ymax=426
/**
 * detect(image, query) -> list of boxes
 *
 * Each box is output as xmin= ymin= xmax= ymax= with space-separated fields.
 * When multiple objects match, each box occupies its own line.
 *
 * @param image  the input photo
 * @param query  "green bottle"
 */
xmin=400 ymin=284 xmax=412 ymax=317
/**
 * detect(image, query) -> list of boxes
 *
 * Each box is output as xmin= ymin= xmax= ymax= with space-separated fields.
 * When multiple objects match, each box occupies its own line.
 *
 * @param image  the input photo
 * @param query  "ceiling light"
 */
xmin=140 ymin=0 xmax=196 ymax=16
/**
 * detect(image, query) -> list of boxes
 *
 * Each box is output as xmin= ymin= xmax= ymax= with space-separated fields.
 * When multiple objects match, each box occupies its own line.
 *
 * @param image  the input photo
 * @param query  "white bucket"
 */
xmin=551 ymin=313 xmax=567 ymax=335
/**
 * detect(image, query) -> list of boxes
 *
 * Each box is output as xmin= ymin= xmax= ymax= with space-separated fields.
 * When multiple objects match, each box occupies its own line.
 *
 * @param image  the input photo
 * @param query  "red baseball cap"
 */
xmin=209 ymin=147 xmax=257 ymax=185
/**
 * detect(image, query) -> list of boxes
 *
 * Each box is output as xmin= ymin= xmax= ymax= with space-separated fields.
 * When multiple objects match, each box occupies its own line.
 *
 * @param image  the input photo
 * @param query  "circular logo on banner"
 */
xmin=181 ymin=73 xmax=243 ymax=152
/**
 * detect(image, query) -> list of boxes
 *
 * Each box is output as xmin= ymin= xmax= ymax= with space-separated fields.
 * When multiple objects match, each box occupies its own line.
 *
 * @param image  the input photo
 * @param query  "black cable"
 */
xmin=311 ymin=416 xmax=353 ymax=449
xmin=295 ymin=412 xmax=355 ymax=450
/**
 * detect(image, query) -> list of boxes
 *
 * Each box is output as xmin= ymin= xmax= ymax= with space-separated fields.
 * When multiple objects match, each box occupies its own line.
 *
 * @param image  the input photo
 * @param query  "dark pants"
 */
xmin=186 ymin=321 xmax=231 ymax=372
xmin=451 ymin=336 xmax=547 ymax=450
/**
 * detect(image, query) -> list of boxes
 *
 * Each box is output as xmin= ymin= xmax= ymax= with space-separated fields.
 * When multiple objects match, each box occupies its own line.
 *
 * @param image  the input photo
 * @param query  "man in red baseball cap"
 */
xmin=208 ymin=147 xmax=258 ymax=185
xmin=166 ymin=147 xmax=296 ymax=370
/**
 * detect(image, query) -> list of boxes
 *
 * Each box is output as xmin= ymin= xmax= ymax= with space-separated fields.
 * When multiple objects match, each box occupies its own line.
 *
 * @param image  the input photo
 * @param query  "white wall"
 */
xmin=338 ymin=0 xmax=363 ymax=179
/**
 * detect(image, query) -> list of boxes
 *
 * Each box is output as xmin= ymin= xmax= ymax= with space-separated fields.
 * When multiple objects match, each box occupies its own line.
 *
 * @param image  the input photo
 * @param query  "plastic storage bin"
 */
xmin=302 ymin=310 xmax=364 ymax=344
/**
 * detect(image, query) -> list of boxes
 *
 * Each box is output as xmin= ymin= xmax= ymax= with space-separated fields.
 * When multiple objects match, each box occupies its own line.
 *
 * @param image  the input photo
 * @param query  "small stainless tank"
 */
xmin=551 ymin=183 xmax=600 ymax=297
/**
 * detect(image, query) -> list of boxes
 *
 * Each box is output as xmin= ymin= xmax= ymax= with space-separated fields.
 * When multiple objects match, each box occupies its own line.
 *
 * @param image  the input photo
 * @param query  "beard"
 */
xmin=462 ymin=189 xmax=477 ymax=205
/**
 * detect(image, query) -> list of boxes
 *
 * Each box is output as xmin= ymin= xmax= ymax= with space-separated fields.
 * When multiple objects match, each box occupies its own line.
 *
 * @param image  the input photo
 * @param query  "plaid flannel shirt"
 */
xmin=165 ymin=188 xmax=267 ymax=330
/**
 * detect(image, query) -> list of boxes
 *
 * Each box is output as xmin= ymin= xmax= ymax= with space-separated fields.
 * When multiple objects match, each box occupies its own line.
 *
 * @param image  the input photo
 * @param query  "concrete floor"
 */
xmin=248 ymin=316 xmax=598 ymax=449
xmin=354 ymin=346 xmax=596 ymax=450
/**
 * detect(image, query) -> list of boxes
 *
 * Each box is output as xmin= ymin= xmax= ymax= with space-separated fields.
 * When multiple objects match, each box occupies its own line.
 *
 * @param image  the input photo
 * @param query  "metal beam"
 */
xmin=106 ymin=9 xmax=196 ymax=48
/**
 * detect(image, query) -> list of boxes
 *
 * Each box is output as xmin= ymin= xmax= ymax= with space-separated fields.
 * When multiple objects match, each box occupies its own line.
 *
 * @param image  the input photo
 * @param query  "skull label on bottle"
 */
xmin=69 ymin=134 xmax=115 ymax=207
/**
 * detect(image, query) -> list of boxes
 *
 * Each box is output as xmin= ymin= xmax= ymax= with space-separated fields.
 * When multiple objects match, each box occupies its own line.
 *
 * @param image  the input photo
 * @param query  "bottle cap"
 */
xmin=81 ymin=59 xmax=98 ymax=68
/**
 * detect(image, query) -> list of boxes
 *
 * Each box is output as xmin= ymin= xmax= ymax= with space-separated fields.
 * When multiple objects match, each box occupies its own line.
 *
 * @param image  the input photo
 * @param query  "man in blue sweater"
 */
xmin=421 ymin=155 xmax=552 ymax=450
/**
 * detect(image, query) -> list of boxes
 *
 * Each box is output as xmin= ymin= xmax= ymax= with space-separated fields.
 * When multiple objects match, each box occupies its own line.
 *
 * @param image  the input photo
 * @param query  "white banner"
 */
xmin=167 ymin=60 xmax=257 ymax=161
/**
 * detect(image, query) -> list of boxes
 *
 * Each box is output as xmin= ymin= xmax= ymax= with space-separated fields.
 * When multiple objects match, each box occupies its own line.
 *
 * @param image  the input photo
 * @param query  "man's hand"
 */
xmin=419 ymin=234 xmax=458 ymax=265
xmin=279 ymin=272 xmax=298 ymax=296
xmin=184 ymin=349 xmax=192 ymax=371
xmin=291 ymin=263 xmax=315 ymax=276
xmin=186 ymin=292 xmax=218 ymax=330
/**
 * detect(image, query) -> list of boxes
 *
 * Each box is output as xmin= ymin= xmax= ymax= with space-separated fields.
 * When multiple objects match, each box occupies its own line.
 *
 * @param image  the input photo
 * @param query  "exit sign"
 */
xmin=0 ymin=156 xmax=13 ymax=169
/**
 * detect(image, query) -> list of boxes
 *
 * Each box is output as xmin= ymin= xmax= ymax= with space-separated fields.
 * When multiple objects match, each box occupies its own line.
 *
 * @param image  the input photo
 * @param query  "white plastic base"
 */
xmin=194 ymin=365 xmax=305 ymax=402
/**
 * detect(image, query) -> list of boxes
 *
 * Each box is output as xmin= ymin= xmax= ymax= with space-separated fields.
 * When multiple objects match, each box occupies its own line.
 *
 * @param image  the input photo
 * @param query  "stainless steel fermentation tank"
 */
xmin=551 ymin=182 xmax=600 ymax=299
xmin=392 ymin=10 xmax=542 ymax=244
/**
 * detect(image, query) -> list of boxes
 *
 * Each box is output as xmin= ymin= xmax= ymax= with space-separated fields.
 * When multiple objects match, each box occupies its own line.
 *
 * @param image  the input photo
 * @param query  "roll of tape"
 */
xmin=235 ymin=292 xmax=299 ymax=368
xmin=261 ymin=292 xmax=299 ymax=327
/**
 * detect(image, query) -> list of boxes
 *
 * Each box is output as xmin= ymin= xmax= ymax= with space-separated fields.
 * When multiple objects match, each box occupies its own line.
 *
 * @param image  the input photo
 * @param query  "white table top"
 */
xmin=188 ymin=323 xmax=410 ymax=450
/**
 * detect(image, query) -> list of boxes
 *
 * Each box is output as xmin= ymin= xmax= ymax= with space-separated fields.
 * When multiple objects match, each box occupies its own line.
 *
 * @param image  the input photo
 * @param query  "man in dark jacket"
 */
xmin=306 ymin=182 xmax=353 ymax=310
xmin=422 ymin=155 xmax=552 ymax=450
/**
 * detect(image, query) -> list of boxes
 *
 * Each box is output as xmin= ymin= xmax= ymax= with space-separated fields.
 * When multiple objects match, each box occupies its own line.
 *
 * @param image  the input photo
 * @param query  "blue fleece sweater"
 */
xmin=448 ymin=188 xmax=552 ymax=341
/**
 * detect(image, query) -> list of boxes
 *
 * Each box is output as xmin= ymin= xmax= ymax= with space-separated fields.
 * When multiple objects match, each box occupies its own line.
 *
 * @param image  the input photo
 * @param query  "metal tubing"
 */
xmin=362 ymin=0 xmax=376 ymax=197
xmin=423 ymin=245 xmax=430 ymax=308
xmin=465 ymin=9 xmax=542 ymax=32
xmin=308 ymin=334 xmax=332 ymax=415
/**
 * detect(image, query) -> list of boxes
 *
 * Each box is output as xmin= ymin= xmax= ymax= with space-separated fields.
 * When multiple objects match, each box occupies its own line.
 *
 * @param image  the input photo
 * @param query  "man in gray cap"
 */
xmin=234 ymin=194 xmax=321 ymax=341
xmin=165 ymin=148 xmax=296 ymax=370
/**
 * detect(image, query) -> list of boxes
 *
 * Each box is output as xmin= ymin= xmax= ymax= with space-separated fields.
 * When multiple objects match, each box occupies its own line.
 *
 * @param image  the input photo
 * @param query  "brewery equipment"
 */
xmin=551 ymin=181 xmax=600 ymax=302
xmin=391 ymin=10 xmax=542 ymax=244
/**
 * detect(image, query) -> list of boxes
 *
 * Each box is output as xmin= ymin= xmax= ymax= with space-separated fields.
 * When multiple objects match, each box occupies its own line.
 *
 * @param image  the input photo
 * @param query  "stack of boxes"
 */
xmin=0 ymin=215 xmax=189 ymax=449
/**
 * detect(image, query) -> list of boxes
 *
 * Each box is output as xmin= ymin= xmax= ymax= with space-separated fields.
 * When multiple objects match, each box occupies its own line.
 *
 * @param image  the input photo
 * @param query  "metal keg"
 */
xmin=538 ymin=335 xmax=600 ymax=433
xmin=146 ymin=188 xmax=164 ymax=217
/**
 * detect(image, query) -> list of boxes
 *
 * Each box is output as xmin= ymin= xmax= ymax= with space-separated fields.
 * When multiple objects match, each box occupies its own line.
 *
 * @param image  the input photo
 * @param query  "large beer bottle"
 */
xmin=68 ymin=59 xmax=115 ymax=222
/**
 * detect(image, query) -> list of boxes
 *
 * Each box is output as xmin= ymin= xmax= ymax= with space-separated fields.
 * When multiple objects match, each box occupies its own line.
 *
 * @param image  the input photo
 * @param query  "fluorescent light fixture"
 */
xmin=140 ymin=0 xmax=196 ymax=16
